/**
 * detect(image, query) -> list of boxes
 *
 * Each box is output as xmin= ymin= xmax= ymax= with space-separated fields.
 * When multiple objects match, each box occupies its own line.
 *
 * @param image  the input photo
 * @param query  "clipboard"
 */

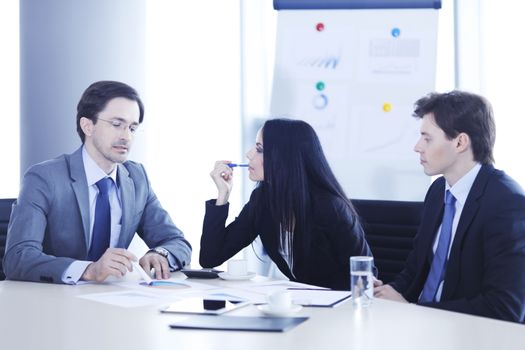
xmin=169 ymin=315 xmax=309 ymax=332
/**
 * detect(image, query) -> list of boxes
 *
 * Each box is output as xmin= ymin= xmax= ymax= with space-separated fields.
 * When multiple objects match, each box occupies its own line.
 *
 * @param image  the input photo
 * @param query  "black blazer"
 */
xmin=391 ymin=164 xmax=525 ymax=323
xmin=200 ymin=188 xmax=372 ymax=290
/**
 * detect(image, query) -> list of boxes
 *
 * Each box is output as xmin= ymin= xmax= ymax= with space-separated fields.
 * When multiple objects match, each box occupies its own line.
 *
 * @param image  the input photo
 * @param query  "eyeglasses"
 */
xmin=96 ymin=118 xmax=141 ymax=134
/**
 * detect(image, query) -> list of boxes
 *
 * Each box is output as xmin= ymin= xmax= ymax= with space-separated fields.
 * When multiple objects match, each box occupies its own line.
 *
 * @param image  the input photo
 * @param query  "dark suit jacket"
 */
xmin=3 ymin=147 xmax=192 ymax=283
xmin=200 ymin=187 xmax=372 ymax=290
xmin=391 ymin=164 xmax=525 ymax=323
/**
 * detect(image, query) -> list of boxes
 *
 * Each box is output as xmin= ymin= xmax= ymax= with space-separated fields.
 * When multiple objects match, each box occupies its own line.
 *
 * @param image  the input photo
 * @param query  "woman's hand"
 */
xmin=210 ymin=160 xmax=234 ymax=205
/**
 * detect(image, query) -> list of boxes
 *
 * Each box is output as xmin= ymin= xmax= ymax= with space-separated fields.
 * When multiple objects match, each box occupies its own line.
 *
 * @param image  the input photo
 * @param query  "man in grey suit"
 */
xmin=3 ymin=81 xmax=192 ymax=284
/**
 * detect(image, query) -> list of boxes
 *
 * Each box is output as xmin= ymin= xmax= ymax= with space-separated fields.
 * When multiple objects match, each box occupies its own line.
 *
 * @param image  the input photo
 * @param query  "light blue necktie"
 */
xmin=88 ymin=177 xmax=112 ymax=261
xmin=420 ymin=190 xmax=456 ymax=303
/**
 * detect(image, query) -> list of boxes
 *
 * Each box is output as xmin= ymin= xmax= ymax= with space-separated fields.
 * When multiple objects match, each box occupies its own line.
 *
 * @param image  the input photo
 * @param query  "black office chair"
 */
xmin=353 ymin=199 xmax=423 ymax=284
xmin=0 ymin=198 xmax=16 ymax=280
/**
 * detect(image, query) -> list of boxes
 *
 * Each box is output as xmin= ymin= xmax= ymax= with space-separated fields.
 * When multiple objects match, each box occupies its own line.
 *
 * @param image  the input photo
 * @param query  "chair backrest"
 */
xmin=353 ymin=199 xmax=423 ymax=284
xmin=0 ymin=198 xmax=16 ymax=280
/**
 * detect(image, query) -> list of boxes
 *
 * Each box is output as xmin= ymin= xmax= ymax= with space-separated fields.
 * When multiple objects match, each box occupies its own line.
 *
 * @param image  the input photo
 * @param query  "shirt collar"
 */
xmin=82 ymin=146 xmax=118 ymax=187
xmin=445 ymin=163 xmax=482 ymax=206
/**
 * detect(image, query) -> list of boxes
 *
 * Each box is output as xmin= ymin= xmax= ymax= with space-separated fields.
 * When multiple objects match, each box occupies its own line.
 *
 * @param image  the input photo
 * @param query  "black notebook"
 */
xmin=169 ymin=315 xmax=308 ymax=332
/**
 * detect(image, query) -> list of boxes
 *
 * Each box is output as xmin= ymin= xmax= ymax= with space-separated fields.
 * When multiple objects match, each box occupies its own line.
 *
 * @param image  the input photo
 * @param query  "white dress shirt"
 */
xmin=62 ymin=147 xmax=122 ymax=283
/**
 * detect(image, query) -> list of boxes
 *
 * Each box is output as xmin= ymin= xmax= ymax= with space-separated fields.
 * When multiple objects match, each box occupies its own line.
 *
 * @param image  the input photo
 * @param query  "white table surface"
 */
xmin=1 ymin=272 xmax=524 ymax=350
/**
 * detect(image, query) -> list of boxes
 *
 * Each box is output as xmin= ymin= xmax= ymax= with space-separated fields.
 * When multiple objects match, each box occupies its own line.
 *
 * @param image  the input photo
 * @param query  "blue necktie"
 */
xmin=88 ymin=177 xmax=112 ymax=261
xmin=420 ymin=190 xmax=456 ymax=303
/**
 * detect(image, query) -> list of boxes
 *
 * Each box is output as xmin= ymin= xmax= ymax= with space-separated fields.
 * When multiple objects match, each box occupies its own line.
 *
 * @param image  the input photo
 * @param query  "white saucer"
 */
xmin=218 ymin=271 xmax=256 ymax=281
xmin=257 ymin=304 xmax=302 ymax=317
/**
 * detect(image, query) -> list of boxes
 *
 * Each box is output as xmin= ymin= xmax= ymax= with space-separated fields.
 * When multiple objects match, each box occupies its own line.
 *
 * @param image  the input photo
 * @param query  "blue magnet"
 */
xmin=391 ymin=28 xmax=401 ymax=38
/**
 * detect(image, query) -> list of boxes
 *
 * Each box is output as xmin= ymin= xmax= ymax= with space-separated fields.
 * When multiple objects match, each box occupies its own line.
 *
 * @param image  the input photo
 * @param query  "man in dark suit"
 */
xmin=374 ymin=91 xmax=525 ymax=323
xmin=3 ymin=81 xmax=192 ymax=284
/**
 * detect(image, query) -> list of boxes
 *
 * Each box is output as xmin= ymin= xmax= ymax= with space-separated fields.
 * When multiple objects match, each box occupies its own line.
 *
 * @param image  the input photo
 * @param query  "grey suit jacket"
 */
xmin=3 ymin=147 xmax=192 ymax=283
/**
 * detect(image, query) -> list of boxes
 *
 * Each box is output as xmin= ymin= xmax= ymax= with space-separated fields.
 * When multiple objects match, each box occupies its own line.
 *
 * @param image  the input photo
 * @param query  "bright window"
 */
xmin=144 ymin=1 xmax=242 ymax=264
xmin=479 ymin=1 xmax=525 ymax=186
xmin=0 ymin=2 xmax=20 ymax=198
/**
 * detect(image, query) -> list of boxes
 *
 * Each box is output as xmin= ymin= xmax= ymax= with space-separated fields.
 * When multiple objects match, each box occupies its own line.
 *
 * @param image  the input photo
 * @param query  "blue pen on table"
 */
xmin=228 ymin=163 xmax=249 ymax=168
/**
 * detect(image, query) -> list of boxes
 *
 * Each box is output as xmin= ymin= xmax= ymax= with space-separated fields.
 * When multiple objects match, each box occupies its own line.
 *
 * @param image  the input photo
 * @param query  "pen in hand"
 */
xmin=228 ymin=163 xmax=249 ymax=168
xmin=220 ymin=163 xmax=249 ymax=179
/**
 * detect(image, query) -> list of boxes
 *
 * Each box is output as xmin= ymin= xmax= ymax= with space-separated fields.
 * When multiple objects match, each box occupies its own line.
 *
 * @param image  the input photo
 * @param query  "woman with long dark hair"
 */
xmin=200 ymin=118 xmax=372 ymax=290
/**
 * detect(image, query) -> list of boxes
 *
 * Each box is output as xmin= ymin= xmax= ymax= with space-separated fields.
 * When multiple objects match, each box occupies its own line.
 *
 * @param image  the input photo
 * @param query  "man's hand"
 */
xmin=140 ymin=252 xmax=171 ymax=280
xmin=81 ymin=248 xmax=137 ymax=282
xmin=373 ymin=277 xmax=384 ymax=288
xmin=374 ymin=284 xmax=409 ymax=303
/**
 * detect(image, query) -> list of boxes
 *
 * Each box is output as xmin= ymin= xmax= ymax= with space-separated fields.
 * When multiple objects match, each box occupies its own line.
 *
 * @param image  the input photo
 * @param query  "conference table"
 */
xmin=1 ymin=273 xmax=524 ymax=350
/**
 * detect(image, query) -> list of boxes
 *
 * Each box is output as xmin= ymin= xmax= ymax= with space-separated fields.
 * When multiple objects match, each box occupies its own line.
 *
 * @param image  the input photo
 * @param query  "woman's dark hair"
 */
xmin=413 ymin=90 xmax=495 ymax=164
xmin=255 ymin=118 xmax=355 ymax=235
xmin=76 ymin=80 xmax=144 ymax=143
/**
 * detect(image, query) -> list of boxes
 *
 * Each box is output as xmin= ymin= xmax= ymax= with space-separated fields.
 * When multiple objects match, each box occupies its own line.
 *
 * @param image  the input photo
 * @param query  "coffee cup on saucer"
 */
xmin=258 ymin=290 xmax=302 ymax=316
xmin=218 ymin=259 xmax=255 ymax=280
xmin=267 ymin=290 xmax=293 ymax=312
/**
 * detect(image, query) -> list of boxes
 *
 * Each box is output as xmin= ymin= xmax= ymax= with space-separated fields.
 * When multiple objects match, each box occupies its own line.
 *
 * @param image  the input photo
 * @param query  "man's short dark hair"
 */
xmin=413 ymin=90 xmax=495 ymax=165
xmin=76 ymin=81 xmax=144 ymax=143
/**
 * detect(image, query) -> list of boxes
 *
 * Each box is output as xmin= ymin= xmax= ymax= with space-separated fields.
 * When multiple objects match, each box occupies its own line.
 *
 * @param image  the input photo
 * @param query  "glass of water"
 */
xmin=350 ymin=256 xmax=374 ymax=307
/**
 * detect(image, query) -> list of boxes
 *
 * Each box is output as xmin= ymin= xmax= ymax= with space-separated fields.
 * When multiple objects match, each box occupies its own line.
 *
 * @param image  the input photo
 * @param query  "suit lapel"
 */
xmin=67 ymin=148 xmax=91 ymax=251
xmin=413 ymin=182 xmax=445 ymax=293
xmin=442 ymin=164 xmax=493 ymax=298
xmin=117 ymin=164 xmax=135 ymax=248
xmin=419 ymin=180 xmax=446 ymax=264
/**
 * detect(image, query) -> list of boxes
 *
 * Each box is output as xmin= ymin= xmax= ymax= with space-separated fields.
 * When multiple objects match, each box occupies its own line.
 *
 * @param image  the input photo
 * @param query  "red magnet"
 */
xmin=316 ymin=23 xmax=325 ymax=32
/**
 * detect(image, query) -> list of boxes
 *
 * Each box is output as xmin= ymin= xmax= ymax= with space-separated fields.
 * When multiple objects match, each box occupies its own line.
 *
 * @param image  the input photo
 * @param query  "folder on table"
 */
xmin=169 ymin=315 xmax=308 ymax=332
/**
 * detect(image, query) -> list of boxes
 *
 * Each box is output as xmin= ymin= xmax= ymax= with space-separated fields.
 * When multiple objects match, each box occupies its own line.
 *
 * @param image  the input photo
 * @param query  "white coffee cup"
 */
xmin=267 ymin=290 xmax=292 ymax=311
xmin=227 ymin=259 xmax=248 ymax=277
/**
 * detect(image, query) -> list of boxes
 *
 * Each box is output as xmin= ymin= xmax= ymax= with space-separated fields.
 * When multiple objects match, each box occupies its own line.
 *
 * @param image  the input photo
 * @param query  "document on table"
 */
xmin=246 ymin=280 xmax=327 ymax=294
xmin=78 ymin=278 xmax=219 ymax=308
xmin=78 ymin=290 xmax=166 ymax=308
xmin=286 ymin=289 xmax=351 ymax=307
xmin=234 ymin=280 xmax=349 ymax=306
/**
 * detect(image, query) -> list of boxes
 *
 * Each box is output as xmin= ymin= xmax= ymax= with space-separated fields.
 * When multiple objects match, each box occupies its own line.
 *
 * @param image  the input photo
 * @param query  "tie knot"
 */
xmin=96 ymin=177 xmax=112 ymax=195
xmin=445 ymin=190 xmax=456 ymax=205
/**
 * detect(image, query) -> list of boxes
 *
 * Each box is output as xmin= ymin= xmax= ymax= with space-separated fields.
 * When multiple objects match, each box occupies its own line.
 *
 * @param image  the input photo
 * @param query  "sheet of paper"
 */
xmin=203 ymin=288 xmax=267 ymax=304
xmin=229 ymin=280 xmax=328 ymax=305
xmin=286 ymin=289 xmax=351 ymax=307
xmin=247 ymin=280 xmax=327 ymax=294
xmin=196 ymin=281 xmax=348 ymax=307
xmin=113 ymin=278 xmax=217 ymax=297
xmin=78 ymin=290 xmax=166 ymax=308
